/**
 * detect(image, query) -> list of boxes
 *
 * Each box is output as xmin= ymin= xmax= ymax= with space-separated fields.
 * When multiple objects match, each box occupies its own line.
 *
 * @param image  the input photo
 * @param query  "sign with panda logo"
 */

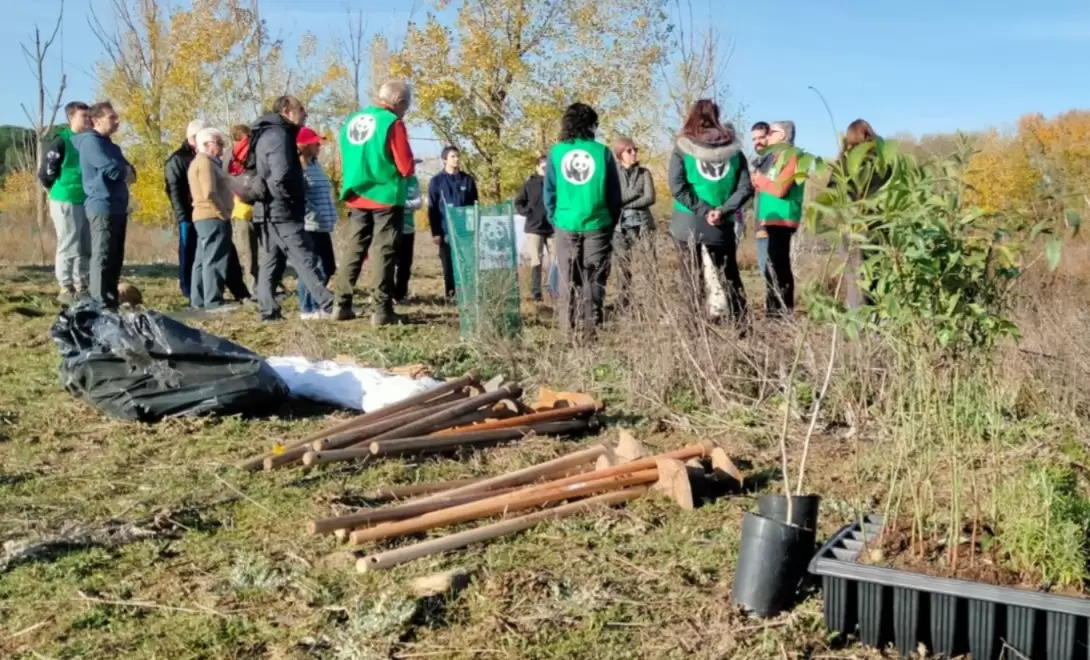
xmin=346 ymin=114 xmax=377 ymax=145
xmin=477 ymin=214 xmax=516 ymax=271
xmin=696 ymin=158 xmax=730 ymax=181
xmin=560 ymin=149 xmax=595 ymax=185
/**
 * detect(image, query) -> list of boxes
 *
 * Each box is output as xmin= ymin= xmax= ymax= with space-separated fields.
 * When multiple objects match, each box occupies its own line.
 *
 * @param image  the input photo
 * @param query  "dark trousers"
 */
xmin=765 ymin=226 xmax=795 ymax=316
xmin=191 ymin=219 xmax=231 ymax=308
xmin=555 ymin=227 xmax=614 ymax=335
xmin=225 ymin=246 xmax=250 ymax=301
xmin=257 ymin=221 xmax=333 ymax=319
xmin=89 ymin=212 xmax=128 ymax=310
xmin=613 ymin=224 xmax=655 ymax=310
xmin=297 ymin=231 xmax=336 ymax=313
xmin=675 ymin=239 xmax=748 ymax=324
xmin=438 ymin=238 xmax=456 ymax=299
xmin=394 ymin=231 xmax=415 ymax=301
xmin=178 ymin=221 xmax=197 ymax=299
xmin=334 ymin=206 xmax=402 ymax=311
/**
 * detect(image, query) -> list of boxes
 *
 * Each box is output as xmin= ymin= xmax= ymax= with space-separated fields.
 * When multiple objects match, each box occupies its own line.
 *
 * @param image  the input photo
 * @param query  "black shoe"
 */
xmin=260 ymin=312 xmax=283 ymax=322
xmin=335 ymin=306 xmax=357 ymax=321
xmin=371 ymin=308 xmax=404 ymax=327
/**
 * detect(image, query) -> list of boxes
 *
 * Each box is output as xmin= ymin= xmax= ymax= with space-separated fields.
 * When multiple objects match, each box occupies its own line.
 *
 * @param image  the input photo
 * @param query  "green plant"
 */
xmin=997 ymin=464 xmax=1090 ymax=590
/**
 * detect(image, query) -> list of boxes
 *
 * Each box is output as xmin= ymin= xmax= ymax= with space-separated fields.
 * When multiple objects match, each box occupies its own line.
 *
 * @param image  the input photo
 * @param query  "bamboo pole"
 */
xmin=358 ymin=487 xmax=649 ymax=572
xmin=236 ymin=372 xmax=477 ymax=471
xmin=431 ymin=403 xmax=599 ymax=436
xmin=412 ymin=444 xmax=610 ymax=505
xmin=307 ymin=487 xmax=518 ymax=536
xmin=348 ymin=469 xmax=659 ymax=544
xmin=312 ymin=396 xmax=470 ymax=452
xmin=369 ymin=418 xmax=599 ymax=456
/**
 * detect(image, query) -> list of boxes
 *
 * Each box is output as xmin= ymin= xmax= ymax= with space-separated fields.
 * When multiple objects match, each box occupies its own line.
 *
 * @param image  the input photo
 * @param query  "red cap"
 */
xmin=297 ymin=127 xmax=324 ymax=146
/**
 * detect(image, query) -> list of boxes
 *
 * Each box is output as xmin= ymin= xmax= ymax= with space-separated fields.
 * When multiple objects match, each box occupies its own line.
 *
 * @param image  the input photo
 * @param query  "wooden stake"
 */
xmin=710 ymin=447 xmax=744 ymax=485
xmin=349 ymin=469 xmax=659 ymax=545
xmin=431 ymin=403 xmax=599 ymax=436
xmin=650 ymin=458 xmax=695 ymax=510
xmin=358 ymin=487 xmax=649 ymax=571
xmin=313 ymin=396 xmax=470 ymax=452
xmin=308 ymin=487 xmax=518 ymax=535
xmin=370 ymin=418 xmax=598 ymax=456
xmin=236 ymin=372 xmax=476 ymax=471
xmin=361 ymin=477 xmax=487 ymax=502
xmin=615 ymin=429 xmax=646 ymax=462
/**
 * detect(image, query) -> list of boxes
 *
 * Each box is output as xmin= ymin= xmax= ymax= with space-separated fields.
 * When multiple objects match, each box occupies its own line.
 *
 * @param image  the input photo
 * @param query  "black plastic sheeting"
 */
xmin=50 ymin=302 xmax=289 ymax=423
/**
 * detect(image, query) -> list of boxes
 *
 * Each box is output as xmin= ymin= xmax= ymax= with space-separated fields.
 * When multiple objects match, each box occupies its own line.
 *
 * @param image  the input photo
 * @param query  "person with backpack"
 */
xmin=38 ymin=101 xmax=91 ymax=305
xmin=544 ymin=102 xmax=622 ymax=336
xmin=296 ymin=127 xmax=338 ymax=320
xmin=228 ymin=124 xmax=259 ymax=291
xmin=241 ymin=95 xmax=334 ymax=321
xmin=514 ymin=155 xmax=552 ymax=303
xmin=334 ymin=80 xmax=416 ymax=326
xmin=668 ymin=99 xmax=753 ymax=325
xmin=752 ymin=120 xmax=803 ymax=318
xmin=395 ymin=169 xmax=423 ymax=303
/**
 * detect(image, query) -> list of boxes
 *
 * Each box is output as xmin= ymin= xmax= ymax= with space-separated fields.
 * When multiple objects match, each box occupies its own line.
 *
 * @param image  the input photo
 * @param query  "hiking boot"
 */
xmin=335 ymin=306 xmax=356 ymax=321
xmin=371 ymin=308 xmax=404 ymax=327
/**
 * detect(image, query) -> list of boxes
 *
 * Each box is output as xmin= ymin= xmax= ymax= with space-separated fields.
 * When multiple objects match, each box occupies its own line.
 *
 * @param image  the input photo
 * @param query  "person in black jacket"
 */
xmin=514 ymin=155 xmax=552 ymax=302
xmin=165 ymin=120 xmax=207 ymax=300
xmin=427 ymin=146 xmax=479 ymax=300
xmin=243 ymin=95 xmax=333 ymax=321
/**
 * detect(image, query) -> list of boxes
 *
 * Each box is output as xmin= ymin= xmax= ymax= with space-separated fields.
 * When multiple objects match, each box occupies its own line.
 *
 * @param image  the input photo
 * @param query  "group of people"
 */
xmin=37 ymin=79 xmax=877 ymax=334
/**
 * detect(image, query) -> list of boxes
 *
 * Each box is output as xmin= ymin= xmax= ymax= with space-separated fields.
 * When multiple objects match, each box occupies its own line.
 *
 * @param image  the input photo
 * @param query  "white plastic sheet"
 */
xmin=266 ymin=356 xmax=443 ymax=412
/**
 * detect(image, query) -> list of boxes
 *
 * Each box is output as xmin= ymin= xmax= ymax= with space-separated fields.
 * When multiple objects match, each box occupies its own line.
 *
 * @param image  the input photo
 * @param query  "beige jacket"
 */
xmin=188 ymin=153 xmax=233 ymax=221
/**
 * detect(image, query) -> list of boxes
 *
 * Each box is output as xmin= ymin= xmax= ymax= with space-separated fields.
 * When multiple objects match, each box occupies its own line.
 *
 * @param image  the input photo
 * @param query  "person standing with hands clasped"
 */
xmin=427 ymin=146 xmax=478 ymax=302
xmin=668 ymin=99 xmax=753 ymax=325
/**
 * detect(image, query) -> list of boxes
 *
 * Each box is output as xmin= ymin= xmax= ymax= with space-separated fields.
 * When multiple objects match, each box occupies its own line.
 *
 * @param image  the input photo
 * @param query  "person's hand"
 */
xmin=125 ymin=166 xmax=136 ymax=185
xmin=433 ymin=235 xmax=443 ymax=246
xmin=706 ymin=209 xmax=722 ymax=226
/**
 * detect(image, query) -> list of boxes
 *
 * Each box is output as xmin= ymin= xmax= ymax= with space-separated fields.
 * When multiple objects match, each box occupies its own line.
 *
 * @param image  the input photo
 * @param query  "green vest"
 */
xmin=550 ymin=139 xmax=611 ymax=232
xmin=757 ymin=153 xmax=804 ymax=228
xmin=339 ymin=105 xmax=407 ymax=206
xmin=672 ymin=152 xmax=741 ymax=214
xmin=50 ymin=128 xmax=86 ymax=205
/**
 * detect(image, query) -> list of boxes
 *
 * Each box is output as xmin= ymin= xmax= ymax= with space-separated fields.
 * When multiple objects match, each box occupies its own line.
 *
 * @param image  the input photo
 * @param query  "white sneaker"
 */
xmin=299 ymin=312 xmax=318 ymax=320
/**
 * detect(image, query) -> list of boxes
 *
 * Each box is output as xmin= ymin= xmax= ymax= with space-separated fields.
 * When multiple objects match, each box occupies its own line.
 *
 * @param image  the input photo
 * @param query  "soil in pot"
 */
xmin=730 ymin=512 xmax=816 ymax=617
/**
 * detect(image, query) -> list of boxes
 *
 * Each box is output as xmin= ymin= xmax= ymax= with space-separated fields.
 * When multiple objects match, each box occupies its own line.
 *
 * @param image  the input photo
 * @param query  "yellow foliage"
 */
xmin=964 ymin=130 xmax=1040 ymax=214
xmin=0 ymin=169 xmax=38 ymax=217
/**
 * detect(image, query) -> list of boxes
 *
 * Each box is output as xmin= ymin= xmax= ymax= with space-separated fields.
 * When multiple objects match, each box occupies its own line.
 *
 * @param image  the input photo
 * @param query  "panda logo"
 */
xmin=697 ymin=159 xmax=729 ymax=181
xmin=346 ymin=114 xmax=377 ymax=145
xmin=560 ymin=149 xmax=595 ymax=185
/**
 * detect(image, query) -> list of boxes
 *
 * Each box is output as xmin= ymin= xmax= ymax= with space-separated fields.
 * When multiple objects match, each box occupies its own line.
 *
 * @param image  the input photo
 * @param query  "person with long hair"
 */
xmin=668 ymin=99 xmax=753 ymax=324
xmin=611 ymin=136 xmax=656 ymax=311
xmin=543 ymin=102 xmax=622 ymax=336
xmin=752 ymin=120 xmax=803 ymax=318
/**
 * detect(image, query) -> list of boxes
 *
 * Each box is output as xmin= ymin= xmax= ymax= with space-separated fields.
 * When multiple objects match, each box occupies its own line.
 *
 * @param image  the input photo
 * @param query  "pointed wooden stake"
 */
xmin=710 ymin=447 xmax=744 ymax=485
xmin=615 ymin=430 xmax=646 ymax=463
xmin=651 ymin=458 xmax=694 ymax=510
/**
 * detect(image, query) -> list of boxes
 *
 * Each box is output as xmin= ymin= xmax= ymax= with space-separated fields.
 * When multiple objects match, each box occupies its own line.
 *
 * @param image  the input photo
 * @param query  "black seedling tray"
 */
xmin=809 ymin=514 xmax=1090 ymax=659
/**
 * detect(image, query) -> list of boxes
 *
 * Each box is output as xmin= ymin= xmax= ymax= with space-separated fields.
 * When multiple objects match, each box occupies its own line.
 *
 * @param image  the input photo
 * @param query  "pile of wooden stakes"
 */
xmin=305 ymin=431 xmax=745 ymax=572
xmin=235 ymin=373 xmax=602 ymax=472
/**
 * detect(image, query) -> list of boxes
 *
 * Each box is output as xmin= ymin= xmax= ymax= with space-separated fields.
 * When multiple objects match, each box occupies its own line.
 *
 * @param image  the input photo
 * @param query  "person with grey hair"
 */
xmin=165 ymin=118 xmax=209 ymax=301
xmin=334 ymin=80 xmax=416 ymax=326
xmin=186 ymin=127 xmax=236 ymax=309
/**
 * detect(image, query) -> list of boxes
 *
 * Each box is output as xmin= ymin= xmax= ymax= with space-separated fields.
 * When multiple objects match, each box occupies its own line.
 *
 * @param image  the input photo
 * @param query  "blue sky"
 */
xmin=3 ymin=0 xmax=1088 ymax=157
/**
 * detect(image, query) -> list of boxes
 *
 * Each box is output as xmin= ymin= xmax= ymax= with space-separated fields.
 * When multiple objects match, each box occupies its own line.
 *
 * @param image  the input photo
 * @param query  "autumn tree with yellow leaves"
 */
xmin=386 ymin=0 xmax=671 ymax=201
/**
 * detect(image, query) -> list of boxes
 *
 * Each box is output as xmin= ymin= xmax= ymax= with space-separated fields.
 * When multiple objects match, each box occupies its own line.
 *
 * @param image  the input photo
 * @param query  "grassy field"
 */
xmin=0 ymin=229 xmax=1086 ymax=659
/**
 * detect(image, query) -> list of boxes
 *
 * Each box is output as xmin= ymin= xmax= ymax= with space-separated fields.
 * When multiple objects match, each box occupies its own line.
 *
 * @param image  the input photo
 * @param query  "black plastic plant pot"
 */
xmin=809 ymin=514 xmax=1090 ymax=659
xmin=757 ymin=493 xmax=821 ymax=531
xmin=731 ymin=512 xmax=816 ymax=618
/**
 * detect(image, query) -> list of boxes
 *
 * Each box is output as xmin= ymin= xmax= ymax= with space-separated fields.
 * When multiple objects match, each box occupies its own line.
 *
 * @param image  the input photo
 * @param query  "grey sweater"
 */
xmin=668 ymin=136 xmax=753 ymax=246
xmin=618 ymin=163 xmax=656 ymax=230
xmin=72 ymin=131 xmax=132 ymax=216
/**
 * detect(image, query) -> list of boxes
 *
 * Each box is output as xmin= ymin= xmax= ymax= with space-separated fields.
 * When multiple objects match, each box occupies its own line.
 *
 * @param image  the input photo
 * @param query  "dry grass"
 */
xmin=0 ymin=210 xmax=1086 ymax=658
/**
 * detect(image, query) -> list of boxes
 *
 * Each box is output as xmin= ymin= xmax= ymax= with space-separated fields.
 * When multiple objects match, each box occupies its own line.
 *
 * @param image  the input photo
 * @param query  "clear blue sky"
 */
xmin=4 ymin=0 xmax=1088 ymax=157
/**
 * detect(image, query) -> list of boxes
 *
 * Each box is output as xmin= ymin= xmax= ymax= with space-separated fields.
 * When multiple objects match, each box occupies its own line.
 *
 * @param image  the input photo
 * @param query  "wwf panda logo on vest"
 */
xmin=560 ymin=149 xmax=595 ymax=185
xmin=346 ymin=114 xmax=377 ymax=145
xmin=697 ymin=159 xmax=729 ymax=181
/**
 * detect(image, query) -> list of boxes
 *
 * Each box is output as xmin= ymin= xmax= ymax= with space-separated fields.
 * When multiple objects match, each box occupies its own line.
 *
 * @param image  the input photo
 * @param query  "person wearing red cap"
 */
xmin=334 ymin=80 xmax=415 ymax=326
xmin=296 ymin=127 xmax=338 ymax=319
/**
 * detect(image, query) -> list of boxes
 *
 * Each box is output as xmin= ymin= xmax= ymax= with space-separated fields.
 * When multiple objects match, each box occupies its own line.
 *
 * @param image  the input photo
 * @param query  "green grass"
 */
xmin=0 ymin=255 xmax=887 ymax=660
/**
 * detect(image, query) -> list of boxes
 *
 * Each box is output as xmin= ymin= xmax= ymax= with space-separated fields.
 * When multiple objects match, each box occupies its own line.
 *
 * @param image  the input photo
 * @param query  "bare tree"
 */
xmin=20 ymin=0 xmax=67 ymax=240
xmin=339 ymin=9 xmax=368 ymax=106
xmin=658 ymin=0 xmax=735 ymax=133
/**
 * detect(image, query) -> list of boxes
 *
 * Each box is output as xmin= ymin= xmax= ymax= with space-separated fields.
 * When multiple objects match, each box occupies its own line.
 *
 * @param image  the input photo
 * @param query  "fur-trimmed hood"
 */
xmin=675 ymin=135 xmax=742 ymax=162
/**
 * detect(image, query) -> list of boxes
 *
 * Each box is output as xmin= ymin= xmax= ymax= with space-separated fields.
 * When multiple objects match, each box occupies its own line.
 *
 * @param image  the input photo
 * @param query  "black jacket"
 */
xmin=514 ymin=174 xmax=551 ymax=236
xmin=164 ymin=142 xmax=197 ymax=224
xmin=247 ymin=113 xmax=305 ymax=224
xmin=427 ymin=170 xmax=479 ymax=236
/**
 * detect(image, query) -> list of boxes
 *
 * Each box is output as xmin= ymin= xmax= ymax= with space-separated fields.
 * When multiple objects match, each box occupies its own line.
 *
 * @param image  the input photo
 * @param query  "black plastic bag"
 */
xmin=50 ymin=302 xmax=289 ymax=423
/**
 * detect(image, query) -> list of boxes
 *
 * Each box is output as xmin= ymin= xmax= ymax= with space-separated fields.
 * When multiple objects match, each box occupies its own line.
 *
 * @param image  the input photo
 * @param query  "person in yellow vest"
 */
xmin=543 ymin=102 xmax=622 ymax=336
xmin=334 ymin=80 xmax=416 ymax=326
xmin=228 ymin=124 xmax=259 ymax=291
xmin=752 ymin=120 xmax=803 ymax=319
xmin=668 ymin=99 xmax=753 ymax=325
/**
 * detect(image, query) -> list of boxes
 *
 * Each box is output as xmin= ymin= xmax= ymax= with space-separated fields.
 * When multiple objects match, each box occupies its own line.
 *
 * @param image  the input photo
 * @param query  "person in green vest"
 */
xmin=394 ymin=167 xmax=423 ymax=302
xmin=668 ymin=99 xmax=753 ymax=325
xmin=752 ymin=120 xmax=804 ymax=318
xmin=543 ymin=102 xmax=622 ymax=337
xmin=37 ymin=101 xmax=91 ymax=305
xmin=334 ymin=80 xmax=416 ymax=326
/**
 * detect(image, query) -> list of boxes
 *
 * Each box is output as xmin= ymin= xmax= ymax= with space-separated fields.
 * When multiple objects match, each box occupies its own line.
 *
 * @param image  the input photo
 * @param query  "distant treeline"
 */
xmin=0 ymin=126 xmax=36 ymax=185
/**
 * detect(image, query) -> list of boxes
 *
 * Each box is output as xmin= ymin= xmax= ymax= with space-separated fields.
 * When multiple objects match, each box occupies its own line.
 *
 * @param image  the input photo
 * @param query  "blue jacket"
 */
xmin=72 ymin=131 xmax=132 ymax=216
xmin=427 ymin=170 xmax=479 ymax=237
